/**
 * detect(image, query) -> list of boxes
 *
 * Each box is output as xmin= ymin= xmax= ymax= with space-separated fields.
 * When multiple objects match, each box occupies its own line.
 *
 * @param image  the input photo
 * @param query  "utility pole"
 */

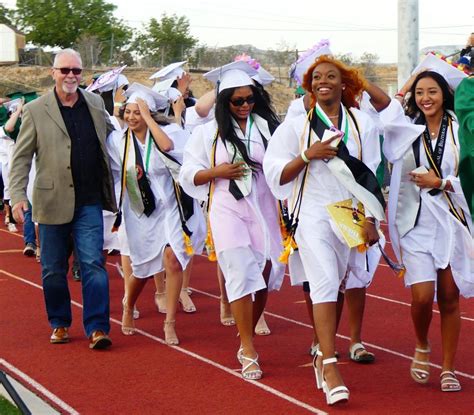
xmin=398 ymin=0 xmax=419 ymax=88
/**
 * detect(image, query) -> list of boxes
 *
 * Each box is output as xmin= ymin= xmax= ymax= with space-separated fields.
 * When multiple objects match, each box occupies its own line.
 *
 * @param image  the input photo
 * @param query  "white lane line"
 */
xmin=189 ymin=287 xmax=474 ymax=381
xmin=0 ymin=269 xmax=327 ymax=415
xmin=0 ymin=358 xmax=79 ymax=415
xmin=365 ymin=293 xmax=474 ymax=322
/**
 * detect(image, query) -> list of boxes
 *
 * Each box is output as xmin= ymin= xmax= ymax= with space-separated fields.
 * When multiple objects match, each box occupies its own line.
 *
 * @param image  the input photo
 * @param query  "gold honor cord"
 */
xmin=279 ymin=110 xmax=313 ymax=264
xmin=204 ymin=130 xmax=219 ymax=262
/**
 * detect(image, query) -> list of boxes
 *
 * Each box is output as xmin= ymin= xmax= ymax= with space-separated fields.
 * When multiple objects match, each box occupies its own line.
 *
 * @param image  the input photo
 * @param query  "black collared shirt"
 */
xmin=55 ymin=88 xmax=103 ymax=207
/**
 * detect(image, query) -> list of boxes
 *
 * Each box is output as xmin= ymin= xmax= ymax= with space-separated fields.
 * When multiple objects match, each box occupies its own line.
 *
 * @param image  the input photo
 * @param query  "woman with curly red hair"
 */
xmin=264 ymin=55 xmax=387 ymax=405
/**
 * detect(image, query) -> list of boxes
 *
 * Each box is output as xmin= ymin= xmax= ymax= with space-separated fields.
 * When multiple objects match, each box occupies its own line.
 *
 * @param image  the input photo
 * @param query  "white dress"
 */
xmin=179 ymin=116 xmax=285 ymax=302
xmin=107 ymin=125 xmax=206 ymax=278
xmin=263 ymin=106 xmax=382 ymax=303
xmin=381 ymin=99 xmax=474 ymax=296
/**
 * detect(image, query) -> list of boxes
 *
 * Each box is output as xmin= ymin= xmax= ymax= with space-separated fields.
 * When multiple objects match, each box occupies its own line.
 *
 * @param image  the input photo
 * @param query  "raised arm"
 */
xmin=364 ymin=81 xmax=391 ymax=112
xmin=136 ymin=98 xmax=173 ymax=152
xmin=195 ymin=89 xmax=216 ymax=118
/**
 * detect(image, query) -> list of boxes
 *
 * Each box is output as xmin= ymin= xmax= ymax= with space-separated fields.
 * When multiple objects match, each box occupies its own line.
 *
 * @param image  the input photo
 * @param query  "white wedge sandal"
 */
xmin=321 ymin=357 xmax=349 ymax=405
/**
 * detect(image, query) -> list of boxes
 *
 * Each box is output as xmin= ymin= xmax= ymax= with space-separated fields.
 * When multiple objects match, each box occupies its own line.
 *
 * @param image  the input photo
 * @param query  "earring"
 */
xmin=342 ymin=86 xmax=346 ymax=90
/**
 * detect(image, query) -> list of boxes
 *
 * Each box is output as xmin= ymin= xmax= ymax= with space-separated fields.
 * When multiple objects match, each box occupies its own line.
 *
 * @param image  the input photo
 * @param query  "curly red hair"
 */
xmin=302 ymin=55 xmax=367 ymax=109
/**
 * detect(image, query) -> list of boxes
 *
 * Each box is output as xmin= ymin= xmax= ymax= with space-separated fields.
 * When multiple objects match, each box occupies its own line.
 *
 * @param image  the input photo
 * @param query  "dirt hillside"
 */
xmin=0 ymin=65 xmax=397 ymax=115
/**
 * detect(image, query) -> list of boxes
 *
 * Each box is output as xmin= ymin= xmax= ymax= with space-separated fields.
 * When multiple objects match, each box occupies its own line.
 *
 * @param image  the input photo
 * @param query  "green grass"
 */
xmin=0 ymin=395 xmax=22 ymax=415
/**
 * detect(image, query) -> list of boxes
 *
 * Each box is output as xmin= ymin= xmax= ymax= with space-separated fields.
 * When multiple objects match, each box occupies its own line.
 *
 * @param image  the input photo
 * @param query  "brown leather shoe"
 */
xmin=50 ymin=327 xmax=70 ymax=344
xmin=89 ymin=330 xmax=112 ymax=350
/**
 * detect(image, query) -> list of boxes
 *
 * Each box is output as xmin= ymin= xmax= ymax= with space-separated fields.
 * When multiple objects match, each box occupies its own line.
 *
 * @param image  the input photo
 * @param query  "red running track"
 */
xmin=1 ymin=218 xmax=474 ymax=414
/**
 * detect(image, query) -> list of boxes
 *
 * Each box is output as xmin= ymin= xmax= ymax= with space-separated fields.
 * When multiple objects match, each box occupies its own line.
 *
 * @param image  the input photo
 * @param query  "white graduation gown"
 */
xmin=107 ymin=125 xmax=205 ymax=278
xmin=263 ymin=107 xmax=382 ymax=303
xmin=179 ymin=116 xmax=285 ymax=302
xmin=381 ymin=99 xmax=474 ymax=297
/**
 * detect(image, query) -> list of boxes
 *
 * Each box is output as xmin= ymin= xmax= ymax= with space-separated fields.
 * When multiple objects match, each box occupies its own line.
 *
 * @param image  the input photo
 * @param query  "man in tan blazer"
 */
xmin=9 ymin=48 xmax=117 ymax=350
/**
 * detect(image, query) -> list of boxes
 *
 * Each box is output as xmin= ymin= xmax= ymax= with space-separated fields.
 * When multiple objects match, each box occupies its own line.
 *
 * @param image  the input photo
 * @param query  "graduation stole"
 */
xmin=414 ymin=113 xmax=468 ymax=228
xmin=311 ymin=105 xmax=385 ymax=210
xmin=112 ymin=129 xmax=156 ymax=231
xmin=279 ymin=105 xmax=386 ymax=264
xmin=226 ymin=116 xmax=255 ymax=200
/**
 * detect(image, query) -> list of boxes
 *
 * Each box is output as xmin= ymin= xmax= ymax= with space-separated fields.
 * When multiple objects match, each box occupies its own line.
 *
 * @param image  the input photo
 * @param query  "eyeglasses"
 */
xmin=230 ymin=96 xmax=255 ymax=107
xmin=54 ymin=67 xmax=83 ymax=75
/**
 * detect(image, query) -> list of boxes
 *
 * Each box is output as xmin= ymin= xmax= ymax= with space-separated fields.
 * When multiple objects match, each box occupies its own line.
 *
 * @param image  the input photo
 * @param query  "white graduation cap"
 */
xmin=290 ymin=40 xmax=332 ymax=86
xmin=412 ymin=53 xmax=468 ymax=90
xmin=125 ymin=82 xmax=169 ymax=112
xmin=152 ymin=78 xmax=182 ymax=103
xmin=86 ymin=65 xmax=127 ymax=93
xmin=204 ymin=61 xmax=258 ymax=93
xmin=149 ymin=61 xmax=187 ymax=81
xmin=253 ymin=66 xmax=275 ymax=86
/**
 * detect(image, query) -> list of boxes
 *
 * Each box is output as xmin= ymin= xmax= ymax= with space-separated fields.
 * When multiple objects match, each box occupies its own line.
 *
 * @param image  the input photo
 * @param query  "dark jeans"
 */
xmin=38 ymin=204 xmax=110 ymax=336
xmin=23 ymin=203 xmax=36 ymax=246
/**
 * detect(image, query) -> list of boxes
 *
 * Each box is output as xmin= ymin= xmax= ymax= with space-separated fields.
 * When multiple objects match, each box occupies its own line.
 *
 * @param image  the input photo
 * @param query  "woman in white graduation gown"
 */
xmin=179 ymin=62 xmax=285 ymax=380
xmin=264 ymin=55 xmax=385 ymax=405
xmin=107 ymin=83 xmax=205 ymax=345
xmin=380 ymin=68 xmax=474 ymax=392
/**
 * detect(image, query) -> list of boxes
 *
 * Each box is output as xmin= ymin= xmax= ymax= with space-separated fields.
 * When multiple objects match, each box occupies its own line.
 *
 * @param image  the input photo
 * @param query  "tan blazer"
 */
xmin=9 ymin=89 xmax=117 ymax=224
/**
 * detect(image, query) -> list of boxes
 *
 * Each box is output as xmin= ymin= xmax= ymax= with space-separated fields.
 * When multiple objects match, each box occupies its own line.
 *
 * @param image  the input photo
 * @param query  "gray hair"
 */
xmin=53 ymin=48 xmax=83 ymax=67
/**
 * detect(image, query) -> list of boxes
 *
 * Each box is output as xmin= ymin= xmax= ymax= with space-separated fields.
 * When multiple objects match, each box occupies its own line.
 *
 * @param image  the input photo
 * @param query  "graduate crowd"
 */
xmin=1 ymin=39 xmax=473 ymax=406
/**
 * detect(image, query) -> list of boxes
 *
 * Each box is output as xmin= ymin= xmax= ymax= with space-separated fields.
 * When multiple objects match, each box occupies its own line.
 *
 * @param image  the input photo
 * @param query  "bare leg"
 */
xmin=218 ymin=265 xmax=234 ymax=325
xmin=437 ymin=266 xmax=460 ymax=372
xmin=253 ymin=261 xmax=271 ymax=333
xmin=179 ymin=258 xmax=196 ymax=312
xmin=231 ymin=294 xmax=260 ymax=376
xmin=313 ymin=302 xmax=346 ymax=390
xmin=122 ymin=273 xmax=147 ymax=334
xmin=410 ymin=281 xmax=435 ymax=380
xmin=162 ymin=247 xmax=183 ymax=345
xmin=153 ymin=271 xmax=166 ymax=313
xmin=306 ymin=288 xmax=344 ymax=351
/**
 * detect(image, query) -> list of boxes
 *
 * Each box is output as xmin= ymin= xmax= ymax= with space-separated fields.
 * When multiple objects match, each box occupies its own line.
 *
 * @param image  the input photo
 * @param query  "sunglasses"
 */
xmin=55 ymin=67 xmax=83 ymax=75
xmin=230 ymin=96 xmax=255 ymax=107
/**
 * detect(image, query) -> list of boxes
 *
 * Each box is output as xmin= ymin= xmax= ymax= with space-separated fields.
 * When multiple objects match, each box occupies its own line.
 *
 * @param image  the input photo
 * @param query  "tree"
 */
xmin=14 ymin=0 xmax=132 ymax=63
xmin=359 ymin=52 xmax=380 ymax=81
xmin=135 ymin=14 xmax=197 ymax=66
xmin=0 ymin=3 xmax=12 ymax=24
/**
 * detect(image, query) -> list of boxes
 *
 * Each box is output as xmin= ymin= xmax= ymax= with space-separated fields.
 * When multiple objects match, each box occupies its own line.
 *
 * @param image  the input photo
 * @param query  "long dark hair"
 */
xmin=215 ymin=84 xmax=280 ymax=170
xmin=405 ymin=71 xmax=455 ymax=119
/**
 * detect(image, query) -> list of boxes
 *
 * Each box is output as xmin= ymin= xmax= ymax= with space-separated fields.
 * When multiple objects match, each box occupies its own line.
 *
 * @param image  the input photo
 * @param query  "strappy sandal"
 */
xmin=313 ymin=350 xmax=323 ymax=389
xmin=163 ymin=320 xmax=179 ymax=345
xmin=321 ymin=357 xmax=349 ymax=405
xmin=255 ymin=314 xmax=271 ymax=336
xmin=220 ymin=301 xmax=235 ymax=326
xmin=237 ymin=346 xmax=244 ymax=364
xmin=440 ymin=371 xmax=461 ymax=392
xmin=121 ymin=305 xmax=135 ymax=336
xmin=241 ymin=354 xmax=262 ymax=380
xmin=349 ymin=342 xmax=375 ymax=364
xmin=410 ymin=347 xmax=431 ymax=384
xmin=179 ymin=289 xmax=196 ymax=313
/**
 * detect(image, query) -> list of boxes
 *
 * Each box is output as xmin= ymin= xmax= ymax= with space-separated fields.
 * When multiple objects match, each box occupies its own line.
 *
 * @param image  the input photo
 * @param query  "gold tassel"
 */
xmin=397 ymin=268 xmax=406 ymax=279
xmin=183 ymin=231 xmax=194 ymax=256
xmin=278 ymin=235 xmax=297 ymax=264
xmin=357 ymin=243 xmax=368 ymax=253
xmin=205 ymin=229 xmax=217 ymax=262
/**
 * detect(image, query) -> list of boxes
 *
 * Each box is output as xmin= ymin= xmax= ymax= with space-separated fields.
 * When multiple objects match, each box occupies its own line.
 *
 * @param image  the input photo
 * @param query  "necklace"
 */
xmin=327 ymin=115 xmax=339 ymax=119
